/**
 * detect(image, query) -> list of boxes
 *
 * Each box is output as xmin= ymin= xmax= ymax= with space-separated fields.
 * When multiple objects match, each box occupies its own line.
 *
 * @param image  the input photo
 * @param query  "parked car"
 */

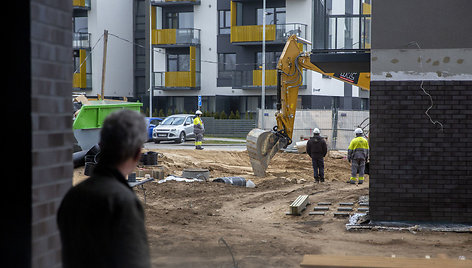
xmin=145 ymin=117 xmax=163 ymax=141
xmin=152 ymin=114 xmax=196 ymax=143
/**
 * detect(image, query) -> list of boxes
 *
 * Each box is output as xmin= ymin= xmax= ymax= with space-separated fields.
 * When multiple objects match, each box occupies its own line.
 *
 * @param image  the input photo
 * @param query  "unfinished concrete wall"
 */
xmin=370 ymin=0 xmax=472 ymax=223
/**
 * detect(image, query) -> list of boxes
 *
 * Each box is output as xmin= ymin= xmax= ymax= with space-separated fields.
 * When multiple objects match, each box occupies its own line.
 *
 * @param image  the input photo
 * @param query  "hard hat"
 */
xmin=354 ymin=128 xmax=363 ymax=135
xmin=195 ymin=110 xmax=202 ymax=115
xmin=313 ymin=128 xmax=320 ymax=134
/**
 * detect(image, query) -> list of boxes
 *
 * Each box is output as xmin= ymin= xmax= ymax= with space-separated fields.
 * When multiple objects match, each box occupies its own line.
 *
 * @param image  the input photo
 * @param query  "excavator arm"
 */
xmin=247 ymin=35 xmax=370 ymax=177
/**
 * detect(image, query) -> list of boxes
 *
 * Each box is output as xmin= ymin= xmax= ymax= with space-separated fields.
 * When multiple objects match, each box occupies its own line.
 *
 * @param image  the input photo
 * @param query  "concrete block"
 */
xmin=317 ymin=202 xmax=332 ymax=206
xmin=288 ymin=195 xmax=310 ymax=215
xmin=337 ymin=207 xmax=353 ymax=211
xmin=358 ymin=207 xmax=369 ymax=212
xmin=309 ymin=212 xmax=325 ymax=216
xmin=339 ymin=202 xmax=354 ymax=206
xmin=314 ymin=206 xmax=329 ymax=211
xmin=334 ymin=212 xmax=350 ymax=217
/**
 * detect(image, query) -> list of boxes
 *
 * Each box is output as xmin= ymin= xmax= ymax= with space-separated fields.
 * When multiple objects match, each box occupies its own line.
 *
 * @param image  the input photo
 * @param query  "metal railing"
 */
xmin=152 ymin=28 xmax=200 ymax=46
xmin=231 ymin=23 xmax=307 ymax=43
xmin=153 ymin=71 xmax=200 ymax=89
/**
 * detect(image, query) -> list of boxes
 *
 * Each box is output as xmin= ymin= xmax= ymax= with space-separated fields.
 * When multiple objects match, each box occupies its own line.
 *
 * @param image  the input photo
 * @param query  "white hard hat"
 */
xmin=195 ymin=110 xmax=202 ymax=115
xmin=355 ymin=128 xmax=363 ymax=135
xmin=313 ymin=128 xmax=320 ymax=134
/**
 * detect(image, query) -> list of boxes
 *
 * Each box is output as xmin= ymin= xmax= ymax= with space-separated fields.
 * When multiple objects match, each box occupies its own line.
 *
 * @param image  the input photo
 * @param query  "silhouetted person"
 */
xmin=58 ymin=109 xmax=151 ymax=268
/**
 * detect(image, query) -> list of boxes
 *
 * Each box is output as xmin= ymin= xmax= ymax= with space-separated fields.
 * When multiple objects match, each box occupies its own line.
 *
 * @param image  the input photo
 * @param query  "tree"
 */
xmin=220 ymin=111 xmax=227 ymax=119
xmin=158 ymin=109 xmax=165 ymax=117
xmin=235 ymin=110 xmax=241 ymax=119
xmin=229 ymin=111 xmax=236 ymax=119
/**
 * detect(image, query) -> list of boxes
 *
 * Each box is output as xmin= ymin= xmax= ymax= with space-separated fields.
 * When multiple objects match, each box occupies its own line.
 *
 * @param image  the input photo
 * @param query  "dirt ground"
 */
xmin=73 ymin=149 xmax=472 ymax=267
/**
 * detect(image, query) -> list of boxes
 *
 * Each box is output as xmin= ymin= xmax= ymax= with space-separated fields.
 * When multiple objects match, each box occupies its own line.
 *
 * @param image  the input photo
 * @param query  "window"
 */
xmin=167 ymin=53 xmax=190 ymax=72
xmin=256 ymin=51 xmax=282 ymax=70
xmin=218 ymin=53 xmax=236 ymax=79
xmin=219 ymin=10 xmax=231 ymax=34
xmin=257 ymin=7 xmax=285 ymax=25
xmin=165 ymin=12 xmax=194 ymax=29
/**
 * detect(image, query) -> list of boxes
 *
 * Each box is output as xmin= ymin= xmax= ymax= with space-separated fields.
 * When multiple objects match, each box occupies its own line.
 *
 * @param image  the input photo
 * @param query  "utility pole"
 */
xmin=100 ymin=29 xmax=108 ymax=100
xmin=261 ymin=0 xmax=266 ymax=129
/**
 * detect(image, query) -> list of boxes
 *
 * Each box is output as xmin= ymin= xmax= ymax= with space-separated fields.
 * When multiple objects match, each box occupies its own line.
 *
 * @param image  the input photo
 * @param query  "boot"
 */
xmin=314 ymin=176 xmax=320 ymax=183
xmin=349 ymin=177 xmax=357 ymax=184
xmin=320 ymin=177 xmax=325 ymax=182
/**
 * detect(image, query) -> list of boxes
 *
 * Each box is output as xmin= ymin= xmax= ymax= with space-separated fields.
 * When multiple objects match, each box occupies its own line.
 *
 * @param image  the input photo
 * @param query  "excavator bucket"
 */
xmin=246 ymin=129 xmax=282 ymax=177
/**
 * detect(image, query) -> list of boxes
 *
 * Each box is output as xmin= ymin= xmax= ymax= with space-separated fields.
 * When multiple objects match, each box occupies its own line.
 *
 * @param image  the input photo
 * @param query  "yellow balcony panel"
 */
xmin=73 ymin=72 xmax=87 ymax=89
xmin=253 ymin=69 xmax=277 ymax=86
xmin=231 ymin=25 xmax=276 ymax=43
xmin=152 ymin=29 xmax=176 ymax=45
xmin=165 ymin=71 xmax=195 ymax=88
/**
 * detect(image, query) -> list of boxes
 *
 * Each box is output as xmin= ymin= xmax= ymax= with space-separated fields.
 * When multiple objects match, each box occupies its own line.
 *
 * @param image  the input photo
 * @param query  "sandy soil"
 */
xmin=73 ymin=149 xmax=472 ymax=267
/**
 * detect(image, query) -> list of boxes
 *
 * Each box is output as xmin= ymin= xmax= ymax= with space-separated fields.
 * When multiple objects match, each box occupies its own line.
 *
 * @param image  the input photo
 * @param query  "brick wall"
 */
xmin=31 ymin=0 xmax=74 ymax=267
xmin=369 ymin=81 xmax=472 ymax=223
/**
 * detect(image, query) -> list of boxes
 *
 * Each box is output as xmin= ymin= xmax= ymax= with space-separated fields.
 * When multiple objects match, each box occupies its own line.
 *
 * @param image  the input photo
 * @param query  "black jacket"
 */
xmin=306 ymin=135 xmax=328 ymax=159
xmin=57 ymin=165 xmax=151 ymax=268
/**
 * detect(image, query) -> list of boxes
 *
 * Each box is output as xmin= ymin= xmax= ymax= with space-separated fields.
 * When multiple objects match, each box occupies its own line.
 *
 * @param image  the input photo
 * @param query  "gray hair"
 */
xmin=98 ymin=109 xmax=146 ymax=166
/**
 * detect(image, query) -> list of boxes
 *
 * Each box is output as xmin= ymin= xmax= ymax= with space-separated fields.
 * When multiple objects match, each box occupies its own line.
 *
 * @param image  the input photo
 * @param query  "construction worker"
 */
xmin=347 ymin=128 xmax=369 ymax=185
xmin=194 ymin=110 xmax=204 ymax=150
xmin=306 ymin=128 xmax=328 ymax=183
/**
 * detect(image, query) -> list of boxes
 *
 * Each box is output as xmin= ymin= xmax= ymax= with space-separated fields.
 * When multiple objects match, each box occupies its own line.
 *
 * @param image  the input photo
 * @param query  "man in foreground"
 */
xmin=57 ymin=109 xmax=151 ymax=268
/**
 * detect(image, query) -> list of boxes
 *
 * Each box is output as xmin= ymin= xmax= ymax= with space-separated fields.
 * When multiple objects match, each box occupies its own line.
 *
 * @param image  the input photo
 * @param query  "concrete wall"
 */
xmin=371 ymin=0 xmax=472 ymax=81
xmin=89 ymin=0 xmax=135 ymax=97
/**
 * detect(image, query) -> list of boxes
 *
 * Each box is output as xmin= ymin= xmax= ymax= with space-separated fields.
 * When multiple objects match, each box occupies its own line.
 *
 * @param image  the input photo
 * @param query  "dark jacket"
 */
xmin=57 ymin=165 xmax=151 ymax=268
xmin=306 ymin=135 xmax=328 ymax=160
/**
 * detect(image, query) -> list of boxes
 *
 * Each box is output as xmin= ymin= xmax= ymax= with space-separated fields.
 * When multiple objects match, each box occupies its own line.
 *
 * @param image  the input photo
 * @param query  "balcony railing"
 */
xmin=153 ymin=71 xmax=201 ymax=90
xmin=232 ymin=70 xmax=277 ymax=89
xmin=73 ymin=0 xmax=91 ymax=9
xmin=73 ymin=73 xmax=92 ymax=90
xmin=73 ymin=32 xmax=91 ymax=49
xmin=152 ymin=28 xmax=200 ymax=47
xmin=231 ymin=23 xmax=307 ymax=44
xmin=151 ymin=0 xmax=200 ymax=6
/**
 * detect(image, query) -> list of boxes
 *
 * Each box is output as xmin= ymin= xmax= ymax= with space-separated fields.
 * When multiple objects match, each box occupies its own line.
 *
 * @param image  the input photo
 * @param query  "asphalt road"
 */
xmin=143 ymin=138 xmax=247 ymax=151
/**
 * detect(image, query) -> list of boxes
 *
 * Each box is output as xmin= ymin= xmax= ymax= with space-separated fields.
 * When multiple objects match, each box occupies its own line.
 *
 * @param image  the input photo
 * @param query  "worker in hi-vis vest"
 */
xmin=193 ymin=110 xmax=204 ymax=150
xmin=347 ymin=128 xmax=369 ymax=185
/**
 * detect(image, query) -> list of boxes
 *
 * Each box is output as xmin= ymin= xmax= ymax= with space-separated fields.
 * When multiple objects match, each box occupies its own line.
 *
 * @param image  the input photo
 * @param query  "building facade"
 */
xmin=72 ymin=0 xmax=370 ymax=114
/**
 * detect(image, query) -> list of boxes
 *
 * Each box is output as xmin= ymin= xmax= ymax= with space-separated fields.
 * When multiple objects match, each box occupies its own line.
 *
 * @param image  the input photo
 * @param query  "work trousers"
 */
xmin=312 ymin=158 xmax=324 ymax=179
xmin=195 ymin=133 xmax=203 ymax=147
xmin=351 ymin=158 xmax=366 ymax=178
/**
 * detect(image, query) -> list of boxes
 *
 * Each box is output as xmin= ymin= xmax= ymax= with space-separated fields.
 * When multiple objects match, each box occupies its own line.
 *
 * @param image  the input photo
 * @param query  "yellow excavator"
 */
xmin=246 ymin=35 xmax=371 ymax=177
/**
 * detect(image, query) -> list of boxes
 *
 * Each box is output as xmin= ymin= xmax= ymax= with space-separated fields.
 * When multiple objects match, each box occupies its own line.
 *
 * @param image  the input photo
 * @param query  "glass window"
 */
xmin=219 ymin=10 xmax=231 ymax=34
xmin=257 ymin=7 xmax=285 ymax=25
xmin=256 ymin=51 xmax=282 ymax=70
xmin=218 ymin=53 xmax=236 ymax=79
xmin=166 ymin=12 xmax=193 ymax=29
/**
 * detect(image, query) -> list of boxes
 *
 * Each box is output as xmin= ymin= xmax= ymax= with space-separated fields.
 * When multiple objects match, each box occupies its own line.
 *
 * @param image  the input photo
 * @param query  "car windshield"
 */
xmin=161 ymin=116 xmax=185 ymax=125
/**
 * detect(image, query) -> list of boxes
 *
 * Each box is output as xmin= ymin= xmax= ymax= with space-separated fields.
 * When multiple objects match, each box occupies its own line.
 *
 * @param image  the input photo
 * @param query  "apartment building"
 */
xmin=73 ymin=0 xmax=142 ymax=97
xmin=73 ymin=0 xmax=370 ymax=113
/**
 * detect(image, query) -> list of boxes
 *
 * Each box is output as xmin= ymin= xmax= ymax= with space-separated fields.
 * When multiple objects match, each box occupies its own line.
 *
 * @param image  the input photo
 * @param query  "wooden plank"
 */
xmin=300 ymin=255 xmax=472 ymax=268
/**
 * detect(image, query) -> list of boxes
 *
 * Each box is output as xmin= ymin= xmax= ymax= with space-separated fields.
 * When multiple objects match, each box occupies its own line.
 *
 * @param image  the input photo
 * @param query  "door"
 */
xmin=185 ymin=116 xmax=194 ymax=138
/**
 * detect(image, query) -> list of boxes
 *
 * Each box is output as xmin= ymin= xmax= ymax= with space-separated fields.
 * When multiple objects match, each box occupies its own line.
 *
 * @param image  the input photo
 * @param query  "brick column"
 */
xmin=30 ymin=0 xmax=74 ymax=267
xmin=369 ymin=81 xmax=472 ymax=223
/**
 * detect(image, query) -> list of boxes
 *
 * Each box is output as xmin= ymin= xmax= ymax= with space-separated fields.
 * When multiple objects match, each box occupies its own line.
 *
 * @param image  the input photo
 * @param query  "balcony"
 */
xmin=153 ymin=71 xmax=200 ymax=90
xmin=73 ymin=73 xmax=92 ymax=90
xmin=151 ymin=0 xmax=200 ymax=6
xmin=231 ymin=23 xmax=307 ymax=45
xmin=152 ymin=28 xmax=200 ymax=48
xmin=73 ymin=0 xmax=91 ymax=10
xmin=73 ymin=32 xmax=91 ymax=49
xmin=232 ymin=70 xmax=277 ymax=89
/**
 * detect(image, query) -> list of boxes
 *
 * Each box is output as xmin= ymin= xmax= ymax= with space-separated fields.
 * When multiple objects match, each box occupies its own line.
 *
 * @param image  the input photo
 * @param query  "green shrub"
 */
xmin=219 ymin=111 xmax=227 ymax=119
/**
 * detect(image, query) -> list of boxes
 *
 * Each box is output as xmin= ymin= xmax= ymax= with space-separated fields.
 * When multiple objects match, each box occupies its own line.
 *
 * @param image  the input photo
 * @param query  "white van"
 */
xmin=152 ymin=114 xmax=195 ymax=143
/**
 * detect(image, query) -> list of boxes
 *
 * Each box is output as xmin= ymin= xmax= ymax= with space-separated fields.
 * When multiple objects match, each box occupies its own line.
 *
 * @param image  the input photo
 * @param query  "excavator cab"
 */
xmin=246 ymin=35 xmax=370 ymax=177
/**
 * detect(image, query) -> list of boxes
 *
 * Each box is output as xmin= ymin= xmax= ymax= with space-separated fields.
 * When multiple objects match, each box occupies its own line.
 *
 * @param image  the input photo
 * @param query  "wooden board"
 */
xmin=300 ymin=255 xmax=472 ymax=268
